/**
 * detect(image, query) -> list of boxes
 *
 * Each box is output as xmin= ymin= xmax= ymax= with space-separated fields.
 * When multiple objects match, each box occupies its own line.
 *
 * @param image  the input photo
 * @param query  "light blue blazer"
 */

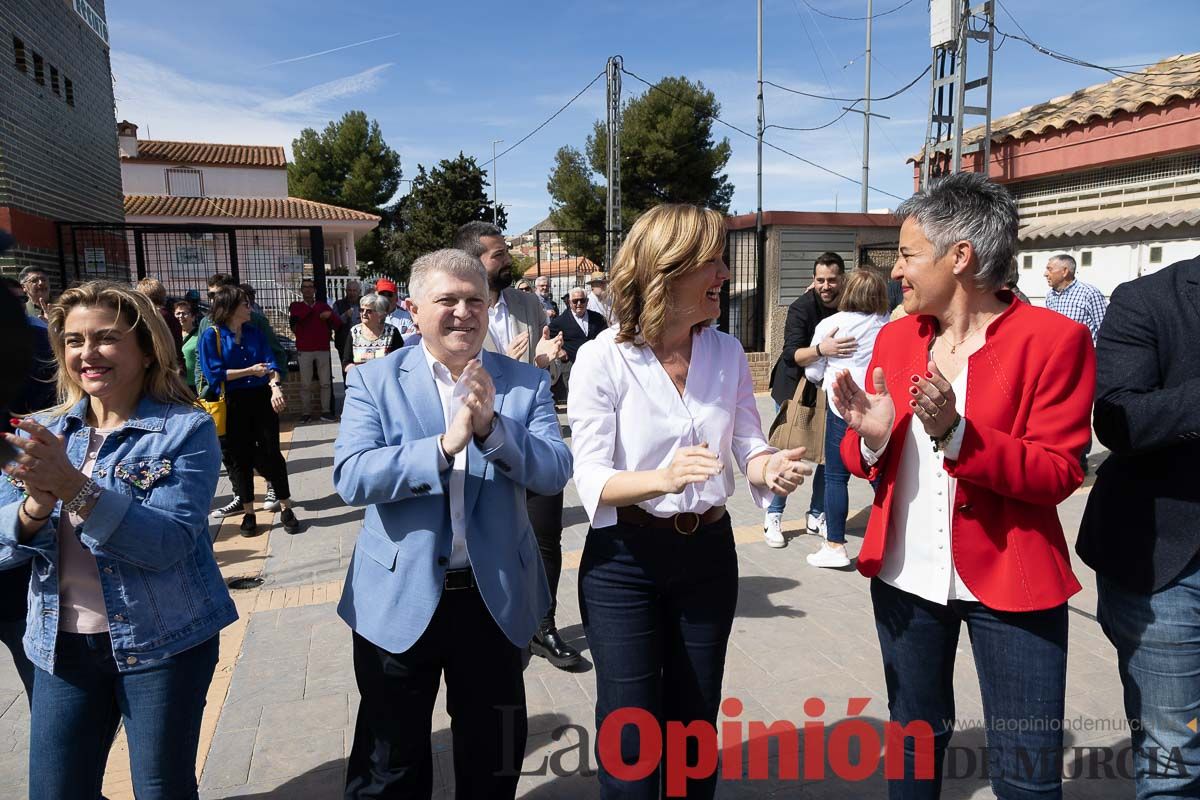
xmin=332 ymin=346 xmax=572 ymax=653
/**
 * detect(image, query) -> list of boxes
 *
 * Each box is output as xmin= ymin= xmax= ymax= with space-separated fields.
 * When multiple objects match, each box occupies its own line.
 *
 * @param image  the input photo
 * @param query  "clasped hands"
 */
xmin=3 ymin=419 xmax=88 ymax=517
xmin=658 ymin=442 xmax=812 ymax=497
xmin=440 ymin=360 xmax=498 ymax=457
xmin=830 ymin=360 xmax=959 ymax=451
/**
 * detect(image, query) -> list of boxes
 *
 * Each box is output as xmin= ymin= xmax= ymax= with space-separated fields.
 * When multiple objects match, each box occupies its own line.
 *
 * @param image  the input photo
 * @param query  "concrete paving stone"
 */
xmin=223 ymin=660 xmax=307 ymax=707
xmin=213 ymin=701 xmax=263 ymax=734
xmin=202 ymin=761 xmax=344 ymax=799
xmin=198 ymin=728 xmax=256 ymax=790
xmin=248 ymin=729 xmax=344 ymax=784
xmin=257 ymin=693 xmax=348 ymax=743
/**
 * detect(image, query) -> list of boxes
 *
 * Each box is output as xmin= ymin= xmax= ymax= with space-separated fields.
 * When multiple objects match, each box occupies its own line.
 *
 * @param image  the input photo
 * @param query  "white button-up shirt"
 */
xmin=569 ymin=327 xmax=776 ymax=528
xmin=805 ymin=311 xmax=888 ymax=419
xmin=863 ymin=366 xmax=974 ymax=604
xmin=422 ymin=344 xmax=504 ymax=569
xmin=487 ymin=293 xmax=512 ymax=353
xmin=570 ymin=309 xmax=591 ymax=337
xmin=587 ymin=293 xmax=613 ymax=324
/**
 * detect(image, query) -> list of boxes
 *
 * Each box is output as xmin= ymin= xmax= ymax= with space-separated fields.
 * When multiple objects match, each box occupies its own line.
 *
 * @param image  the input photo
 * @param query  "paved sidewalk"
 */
xmin=0 ymin=393 xmax=1130 ymax=799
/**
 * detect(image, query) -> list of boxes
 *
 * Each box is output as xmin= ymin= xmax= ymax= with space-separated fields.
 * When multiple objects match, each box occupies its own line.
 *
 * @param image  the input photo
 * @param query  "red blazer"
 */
xmin=841 ymin=295 xmax=1094 ymax=611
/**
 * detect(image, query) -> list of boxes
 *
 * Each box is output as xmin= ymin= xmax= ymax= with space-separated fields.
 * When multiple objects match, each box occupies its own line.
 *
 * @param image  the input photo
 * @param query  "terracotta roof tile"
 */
xmin=124 ymin=195 xmax=380 ymax=222
xmin=122 ymin=140 xmax=287 ymax=167
xmin=1020 ymin=203 xmax=1200 ymax=240
xmin=913 ymin=52 xmax=1200 ymax=161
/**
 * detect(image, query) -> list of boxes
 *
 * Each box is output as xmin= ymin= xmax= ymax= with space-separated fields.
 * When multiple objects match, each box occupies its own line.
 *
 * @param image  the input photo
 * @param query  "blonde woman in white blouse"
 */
xmin=569 ymin=204 xmax=810 ymax=800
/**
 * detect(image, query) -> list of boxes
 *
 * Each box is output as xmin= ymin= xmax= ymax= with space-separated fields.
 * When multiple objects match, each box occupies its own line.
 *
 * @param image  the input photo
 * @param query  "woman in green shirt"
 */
xmin=174 ymin=300 xmax=199 ymax=395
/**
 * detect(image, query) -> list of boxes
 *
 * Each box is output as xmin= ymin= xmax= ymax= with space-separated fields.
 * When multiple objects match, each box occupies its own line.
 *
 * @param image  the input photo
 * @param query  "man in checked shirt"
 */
xmin=1044 ymin=252 xmax=1107 ymax=473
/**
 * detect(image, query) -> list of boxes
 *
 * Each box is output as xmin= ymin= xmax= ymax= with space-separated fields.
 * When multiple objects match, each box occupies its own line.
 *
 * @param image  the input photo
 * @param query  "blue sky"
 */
xmin=108 ymin=0 xmax=1199 ymax=235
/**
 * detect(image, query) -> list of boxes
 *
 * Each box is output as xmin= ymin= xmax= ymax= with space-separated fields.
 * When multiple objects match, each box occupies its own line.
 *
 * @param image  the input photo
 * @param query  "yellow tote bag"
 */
xmin=197 ymin=327 xmax=227 ymax=436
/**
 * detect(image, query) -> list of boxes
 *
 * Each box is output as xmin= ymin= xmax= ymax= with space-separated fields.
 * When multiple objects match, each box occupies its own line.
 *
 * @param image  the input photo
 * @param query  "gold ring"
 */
xmin=930 ymin=408 xmax=940 ymax=418
xmin=936 ymin=397 xmax=949 ymax=408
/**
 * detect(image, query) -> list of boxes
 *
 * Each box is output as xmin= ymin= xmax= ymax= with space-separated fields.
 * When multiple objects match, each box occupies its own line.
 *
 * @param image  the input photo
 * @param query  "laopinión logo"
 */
xmin=498 ymin=697 xmax=1188 ymax=796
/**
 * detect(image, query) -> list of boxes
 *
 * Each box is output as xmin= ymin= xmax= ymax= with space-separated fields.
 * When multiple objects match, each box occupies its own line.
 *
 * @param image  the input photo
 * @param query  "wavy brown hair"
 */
xmin=837 ymin=269 xmax=890 ymax=316
xmin=609 ymin=204 xmax=726 ymax=346
xmin=43 ymin=281 xmax=194 ymax=416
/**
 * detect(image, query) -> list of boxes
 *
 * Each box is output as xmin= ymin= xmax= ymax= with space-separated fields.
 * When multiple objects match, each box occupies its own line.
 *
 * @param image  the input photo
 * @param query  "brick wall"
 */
xmin=0 ymin=0 xmax=123 ymax=288
xmin=746 ymin=350 xmax=772 ymax=393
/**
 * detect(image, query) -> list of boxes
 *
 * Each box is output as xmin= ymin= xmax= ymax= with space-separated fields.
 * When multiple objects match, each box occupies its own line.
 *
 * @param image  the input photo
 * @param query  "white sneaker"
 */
xmin=763 ymin=513 xmax=785 ymax=548
xmin=211 ymin=497 xmax=242 ymax=518
xmin=807 ymin=543 xmax=851 ymax=568
xmin=806 ymin=511 xmax=827 ymax=538
xmin=261 ymin=485 xmax=280 ymax=513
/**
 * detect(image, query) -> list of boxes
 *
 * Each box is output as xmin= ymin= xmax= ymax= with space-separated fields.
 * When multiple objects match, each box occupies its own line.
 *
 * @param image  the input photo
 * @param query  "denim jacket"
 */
xmin=0 ymin=395 xmax=238 ymax=673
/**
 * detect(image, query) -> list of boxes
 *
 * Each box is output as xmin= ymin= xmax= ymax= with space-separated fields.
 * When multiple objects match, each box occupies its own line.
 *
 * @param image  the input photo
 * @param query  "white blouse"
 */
xmin=569 ymin=326 xmax=776 ymax=529
xmin=863 ymin=365 xmax=975 ymax=604
xmin=804 ymin=311 xmax=888 ymax=419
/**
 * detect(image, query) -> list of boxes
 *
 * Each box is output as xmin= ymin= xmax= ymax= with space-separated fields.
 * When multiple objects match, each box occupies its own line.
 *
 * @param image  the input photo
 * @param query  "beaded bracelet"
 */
xmin=20 ymin=496 xmax=52 ymax=522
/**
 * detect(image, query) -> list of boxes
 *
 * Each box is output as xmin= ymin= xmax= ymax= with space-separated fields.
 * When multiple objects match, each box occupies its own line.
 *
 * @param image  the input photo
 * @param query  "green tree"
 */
xmin=384 ymin=153 xmax=506 ymax=279
xmin=289 ymin=110 xmax=402 ymax=265
xmin=547 ymin=75 xmax=734 ymax=265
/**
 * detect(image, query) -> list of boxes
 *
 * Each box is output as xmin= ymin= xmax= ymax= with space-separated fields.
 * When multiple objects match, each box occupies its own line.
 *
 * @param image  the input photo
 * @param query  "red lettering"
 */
xmin=597 ymin=707 xmax=662 ymax=783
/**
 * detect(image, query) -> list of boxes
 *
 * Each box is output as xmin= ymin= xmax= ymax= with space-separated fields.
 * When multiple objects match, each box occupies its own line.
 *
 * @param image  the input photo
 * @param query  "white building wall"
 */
xmin=120 ymin=163 xmax=288 ymax=197
xmin=1015 ymin=235 xmax=1200 ymax=303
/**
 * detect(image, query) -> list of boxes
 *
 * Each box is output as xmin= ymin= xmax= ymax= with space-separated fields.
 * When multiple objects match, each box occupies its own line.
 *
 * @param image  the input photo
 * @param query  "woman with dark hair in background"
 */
xmin=198 ymin=285 xmax=300 ymax=536
xmin=1 ymin=280 xmax=237 ymax=799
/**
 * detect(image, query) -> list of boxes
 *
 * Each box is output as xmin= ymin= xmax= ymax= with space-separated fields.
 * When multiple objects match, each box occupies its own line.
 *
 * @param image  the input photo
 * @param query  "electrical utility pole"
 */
xmin=921 ymin=0 xmax=995 ymax=188
xmin=605 ymin=56 xmax=623 ymax=270
xmin=841 ymin=0 xmax=890 ymax=212
xmin=756 ymin=0 xmax=764 ymax=270
xmin=491 ymin=139 xmax=503 ymax=226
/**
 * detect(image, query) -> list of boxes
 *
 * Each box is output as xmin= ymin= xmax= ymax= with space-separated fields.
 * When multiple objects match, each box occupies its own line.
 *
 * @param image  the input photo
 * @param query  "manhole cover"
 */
xmin=226 ymin=576 xmax=264 ymax=591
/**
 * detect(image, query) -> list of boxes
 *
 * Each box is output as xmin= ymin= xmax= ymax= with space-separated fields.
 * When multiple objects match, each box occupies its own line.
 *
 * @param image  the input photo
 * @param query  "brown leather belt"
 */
xmin=615 ymin=505 xmax=727 ymax=535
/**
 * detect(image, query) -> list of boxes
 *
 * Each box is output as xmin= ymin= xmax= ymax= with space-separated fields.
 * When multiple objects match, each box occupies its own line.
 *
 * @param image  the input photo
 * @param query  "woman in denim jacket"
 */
xmin=1 ymin=281 xmax=237 ymax=800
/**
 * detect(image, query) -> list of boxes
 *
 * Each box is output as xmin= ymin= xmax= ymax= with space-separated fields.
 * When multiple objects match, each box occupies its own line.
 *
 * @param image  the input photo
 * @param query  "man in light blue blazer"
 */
xmin=333 ymin=248 xmax=573 ymax=799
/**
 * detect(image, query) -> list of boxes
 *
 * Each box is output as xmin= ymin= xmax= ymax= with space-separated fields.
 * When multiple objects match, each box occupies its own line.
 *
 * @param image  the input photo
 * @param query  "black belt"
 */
xmin=443 ymin=568 xmax=476 ymax=591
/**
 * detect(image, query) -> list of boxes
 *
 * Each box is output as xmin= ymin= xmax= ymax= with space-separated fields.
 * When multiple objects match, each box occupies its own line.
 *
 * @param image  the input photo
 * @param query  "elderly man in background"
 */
xmin=1044 ymin=253 xmax=1106 ymax=473
xmin=288 ymin=277 xmax=342 ymax=423
xmin=334 ymin=279 xmax=363 ymax=370
xmin=547 ymin=285 xmax=605 ymax=405
xmin=333 ymin=248 xmax=572 ymax=797
xmin=584 ymin=270 xmax=614 ymax=324
xmin=19 ymin=266 xmax=50 ymax=322
xmin=135 ymin=276 xmax=184 ymax=366
xmin=535 ymin=275 xmax=559 ymax=318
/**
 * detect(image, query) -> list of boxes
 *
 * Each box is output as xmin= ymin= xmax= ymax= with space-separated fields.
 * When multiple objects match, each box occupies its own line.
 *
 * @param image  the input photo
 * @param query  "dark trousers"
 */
xmin=871 ymin=578 xmax=1068 ymax=800
xmin=527 ymin=489 xmax=565 ymax=627
xmin=28 ymin=633 xmax=218 ymax=800
xmin=0 ymin=617 xmax=34 ymax=702
xmin=225 ymin=385 xmax=291 ymax=502
xmin=345 ymin=585 xmax=528 ymax=799
xmin=579 ymin=515 xmax=739 ymax=800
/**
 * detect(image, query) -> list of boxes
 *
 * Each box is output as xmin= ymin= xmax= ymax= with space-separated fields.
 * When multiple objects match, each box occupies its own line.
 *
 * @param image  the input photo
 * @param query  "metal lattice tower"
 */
xmin=605 ymin=56 xmax=623 ymax=269
xmin=921 ymin=0 xmax=995 ymax=188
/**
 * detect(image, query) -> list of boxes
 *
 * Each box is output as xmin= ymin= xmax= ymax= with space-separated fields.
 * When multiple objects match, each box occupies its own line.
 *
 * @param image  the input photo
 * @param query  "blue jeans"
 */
xmin=1097 ymin=554 xmax=1200 ymax=799
xmin=29 ymin=632 xmax=219 ymax=800
xmin=822 ymin=408 xmax=878 ymax=544
xmin=767 ymin=403 xmax=825 ymax=515
xmin=580 ymin=515 xmax=739 ymax=800
xmin=871 ymin=578 xmax=1068 ymax=800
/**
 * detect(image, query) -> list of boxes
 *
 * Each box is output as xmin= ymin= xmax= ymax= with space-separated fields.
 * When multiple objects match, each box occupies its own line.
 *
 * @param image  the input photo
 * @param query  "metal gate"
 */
xmin=529 ymin=229 xmax=613 ymax=309
xmin=721 ymin=227 xmax=765 ymax=352
xmin=58 ymin=222 xmax=326 ymax=336
xmin=859 ymin=244 xmax=900 ymax=277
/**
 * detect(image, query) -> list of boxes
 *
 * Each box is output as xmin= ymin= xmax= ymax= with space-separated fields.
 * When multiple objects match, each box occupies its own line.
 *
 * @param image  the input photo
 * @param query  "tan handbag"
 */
xmin=768 ymin=376 xmax=827 ymax=463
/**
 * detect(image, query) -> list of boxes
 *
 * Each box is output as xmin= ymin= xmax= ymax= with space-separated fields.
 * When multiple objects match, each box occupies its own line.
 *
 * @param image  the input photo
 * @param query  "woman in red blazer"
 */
xmin=832 ymin=173 xmax=1095 ymax=800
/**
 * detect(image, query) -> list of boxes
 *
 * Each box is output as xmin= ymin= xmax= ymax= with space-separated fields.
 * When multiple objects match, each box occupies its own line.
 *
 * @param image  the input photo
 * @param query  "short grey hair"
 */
xmin=894 ymin=172 xmax=1018 ymax=291
xmin=18 ymin=265 xmax=47 ymax=283
xmin=535 ymin=275 xmax=550 ymax=286
xmin=452 ymin=221 xmax=504 ymax=258
xmin=407 ymin=249 xmax=490 ymax=304
xmin=358 ymin=293 xmax=390 ymax=314
xmin=1049 ymin=253 xmax=1077 ymax=275
xmin=568 ymin=285 xmax=587 ymax=299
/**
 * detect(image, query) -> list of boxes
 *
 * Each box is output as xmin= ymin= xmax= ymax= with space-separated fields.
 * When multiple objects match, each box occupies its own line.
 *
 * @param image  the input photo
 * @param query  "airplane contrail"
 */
xmin=265 ymin=31 xmax=404 ymax=67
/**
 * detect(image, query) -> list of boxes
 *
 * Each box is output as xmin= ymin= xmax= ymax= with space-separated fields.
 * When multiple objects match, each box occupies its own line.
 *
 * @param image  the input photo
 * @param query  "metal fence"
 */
xmin=721 ymin=227 xmax=765 ymax=352
xmin=58 ymin=223 xmax=327 ymax=338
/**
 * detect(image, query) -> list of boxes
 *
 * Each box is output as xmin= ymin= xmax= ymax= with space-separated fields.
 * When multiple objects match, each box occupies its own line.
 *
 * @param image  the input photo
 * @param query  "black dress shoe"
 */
xmin=239 ymin=513 xmax=261 ymax=536
xmin=280 ymin=507 xmax=300 ymax=534
xmin=530 ymin=625 xmax=581 ymax=669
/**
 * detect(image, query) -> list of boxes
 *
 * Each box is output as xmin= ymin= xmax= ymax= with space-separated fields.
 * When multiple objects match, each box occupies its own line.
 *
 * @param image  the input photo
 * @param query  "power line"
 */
xmin=492 ymin=70 xmax=605 ymax=162
xmin=766 ymin=106 xmax=856 ymax=132
xmin=798 ymin=0 xmax=916 ymax=22
xmin=995 ymin=27 xmax=1200 ymax=88
xmin=620 ymin=66 xmax=905 ymax=201
xmin=790 ymin=0 xmax=862 ymax=159
xmin=764 ymin=64 xmax=930 ymax=103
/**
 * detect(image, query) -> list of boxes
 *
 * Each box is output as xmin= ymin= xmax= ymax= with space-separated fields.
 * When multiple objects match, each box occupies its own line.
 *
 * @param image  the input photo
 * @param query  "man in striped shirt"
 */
xmin=1044 ymin=253 xmax=1107 ymax=344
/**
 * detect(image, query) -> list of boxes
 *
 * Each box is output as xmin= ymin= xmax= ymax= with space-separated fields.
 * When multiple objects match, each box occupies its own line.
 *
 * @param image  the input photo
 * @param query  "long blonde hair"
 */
xmin=609 ymin=204 xmax=726 ymax=346
xmin=43 ymin=281 xmax=195 ymax=416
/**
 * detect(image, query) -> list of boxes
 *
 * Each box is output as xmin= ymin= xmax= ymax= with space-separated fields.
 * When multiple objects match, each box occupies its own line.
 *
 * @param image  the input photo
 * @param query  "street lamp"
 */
xmin=491 ymin=139 xmax=503 ymax=226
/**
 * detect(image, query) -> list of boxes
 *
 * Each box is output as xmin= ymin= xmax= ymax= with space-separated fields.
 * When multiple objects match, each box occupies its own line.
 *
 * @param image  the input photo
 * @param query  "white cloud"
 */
xmin=111 ymin=52 xmax=390 ymax=154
